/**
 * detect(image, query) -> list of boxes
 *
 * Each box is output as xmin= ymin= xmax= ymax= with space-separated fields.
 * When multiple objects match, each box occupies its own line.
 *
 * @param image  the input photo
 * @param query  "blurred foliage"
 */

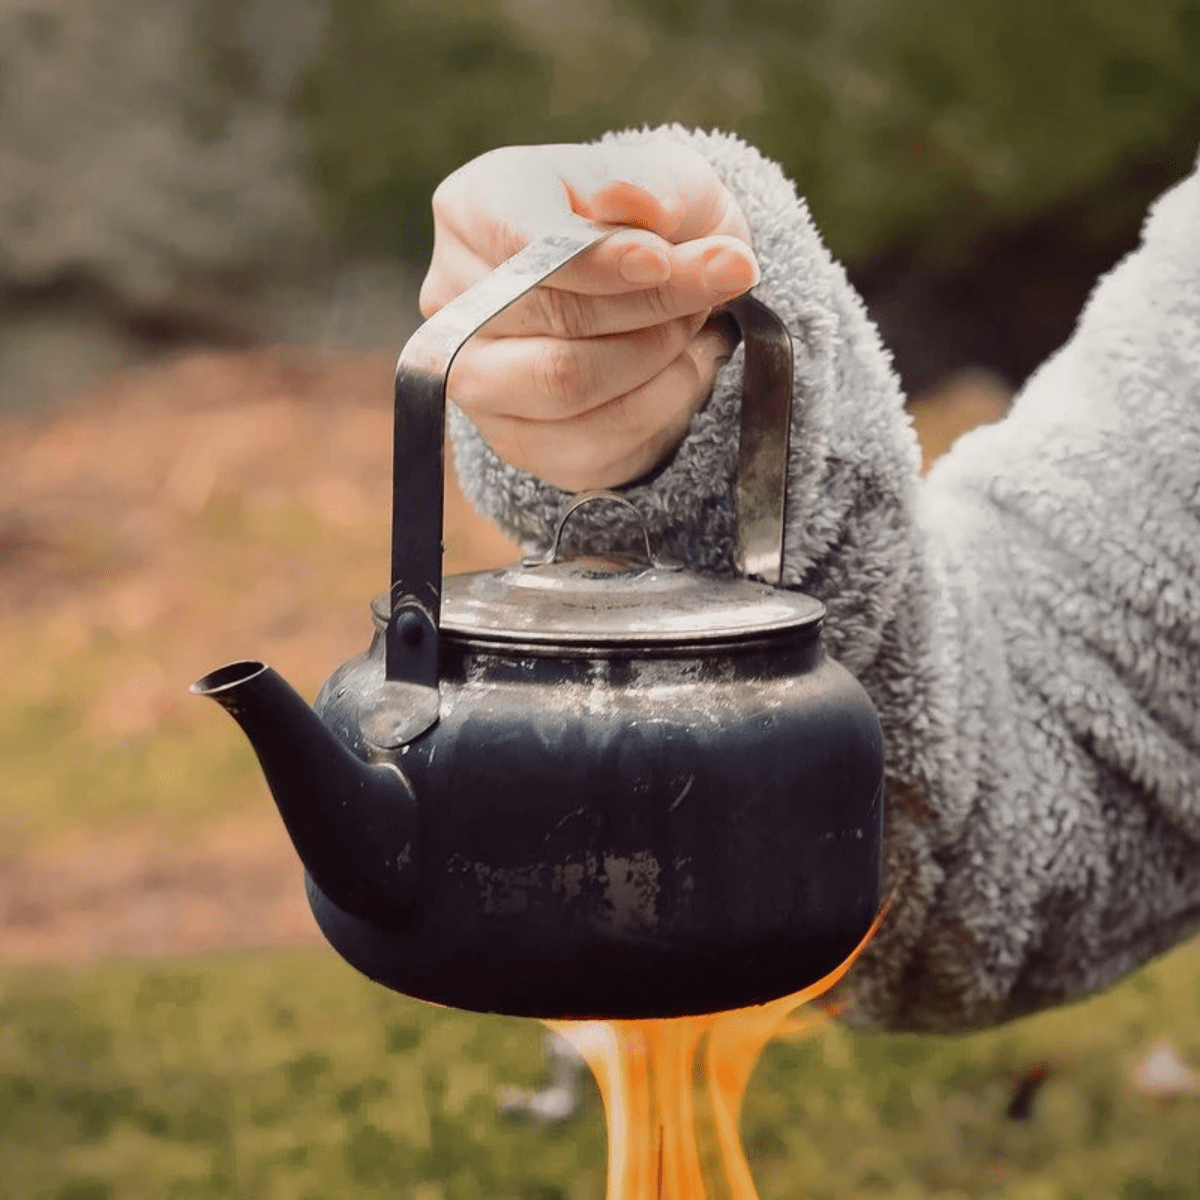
xmin=300 ymin=0 xmax=555 ymax=258
xmin=3 ymin=941 xmax=1200 ymax=1197
xmin=300 ymin=0 xmax=1200 ymax=263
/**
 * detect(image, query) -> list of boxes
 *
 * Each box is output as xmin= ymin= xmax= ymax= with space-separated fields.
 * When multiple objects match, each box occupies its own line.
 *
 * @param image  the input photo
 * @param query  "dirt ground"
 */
xmin=0 ymin=348 xmax=1008 ymax=967
xmin=0 ymin=816 xmax=321 ymax=963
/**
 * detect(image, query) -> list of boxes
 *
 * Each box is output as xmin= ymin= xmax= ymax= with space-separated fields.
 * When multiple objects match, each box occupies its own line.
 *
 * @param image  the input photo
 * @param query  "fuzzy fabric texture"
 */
xmin=448 ymin=128 xmax=1200 ymax=1033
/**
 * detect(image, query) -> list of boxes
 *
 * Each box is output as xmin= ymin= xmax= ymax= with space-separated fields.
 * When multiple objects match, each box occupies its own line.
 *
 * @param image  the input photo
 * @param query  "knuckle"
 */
xmin=535 ymin=287 xmax=593 ymax=340
xmin=532 ymin=342 xmax=596 ymax=413
xmin=638 ymin=284 xmax=679 ymax=325
xmin=663 ymin=351 xmax=711 ymax=419
xmin=663 ymin=313 xmax=704 ymax=356
xmin=418 ymin=271 xmax=448 ymax=318
xmin=429 ymin=177 xmax=456 ymax=224
xmin=485 ymin=220 xmax=528 ymax=266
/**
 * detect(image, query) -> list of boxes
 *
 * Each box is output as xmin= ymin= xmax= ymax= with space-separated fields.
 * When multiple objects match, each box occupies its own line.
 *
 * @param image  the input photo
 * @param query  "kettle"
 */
xmin=193 ymin=224 xmax=883 ymax=1020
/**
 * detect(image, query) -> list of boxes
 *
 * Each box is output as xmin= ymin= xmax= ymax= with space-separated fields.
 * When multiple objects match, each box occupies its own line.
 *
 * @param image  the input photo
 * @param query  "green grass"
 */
xmin=3 ymin=940 xmax=1198 ymax=1199
xmin=0 ymin=632 xmax=264 ymax=851
xmin=0 ymin=951 xmax=606 ymax=1200
xmin=0 ymin=698 xmax=259 ymax=850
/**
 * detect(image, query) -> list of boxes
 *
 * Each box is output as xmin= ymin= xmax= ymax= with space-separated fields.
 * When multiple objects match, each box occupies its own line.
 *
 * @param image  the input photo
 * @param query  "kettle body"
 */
xmin=307 ymin=593 xmax=882 ymax=1018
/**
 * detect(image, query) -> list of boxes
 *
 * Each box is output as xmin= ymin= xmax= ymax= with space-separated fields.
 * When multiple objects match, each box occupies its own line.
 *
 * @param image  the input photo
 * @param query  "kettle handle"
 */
xmin=387 ymin=223 xmax=794 ymax=688
xmin=727 ymin=291 xmax=794 ymax=583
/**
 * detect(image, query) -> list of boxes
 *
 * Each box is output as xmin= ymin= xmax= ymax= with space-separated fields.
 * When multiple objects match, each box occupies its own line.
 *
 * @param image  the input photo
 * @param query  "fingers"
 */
xmin=684 ymin=311 xmax=741 ymax=389
xmin=463 ymin=314 xmax=736 ymax=492
xmin=421 ymin=225 xmax=671 ymax=313
xmin=427 ymin=236 xmax=753 ymax=343
xmin=488 ymin=241 xmax=752 ymax=339
xmin=563 ymin=145 xmax=751 ymax=244
xmin=422 ymin=141 xmax=755 ymax=490
xmin=471 ymin=348 xmax=712 ymax=493
xmin=433 ymin=141 xmax=749 ymax=250
xmin=421 ymin=226 xmax=756 ymax=320
xmin=420 ymin=141 xmax=759 ymax=319
xmin=449 ymin=313 xmax=709 ymax=421
xmin=551 ymin=139 xmax=752 ymax=244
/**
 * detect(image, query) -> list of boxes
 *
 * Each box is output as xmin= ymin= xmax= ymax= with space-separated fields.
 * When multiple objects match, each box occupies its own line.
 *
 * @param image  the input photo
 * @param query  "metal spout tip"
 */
xmin=188 ymin=658 xmax=421 ymax=924
xmin=191 ymin=660 xmax=269 ymax=697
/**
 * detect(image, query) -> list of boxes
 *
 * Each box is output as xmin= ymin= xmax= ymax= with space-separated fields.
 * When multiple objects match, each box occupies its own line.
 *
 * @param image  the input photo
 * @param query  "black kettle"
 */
xmin=193 ymin=224 xmax=883 ymax=1020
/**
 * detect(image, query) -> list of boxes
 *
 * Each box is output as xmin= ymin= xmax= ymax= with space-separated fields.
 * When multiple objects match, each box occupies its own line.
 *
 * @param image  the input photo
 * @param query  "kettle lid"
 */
xmin=436 ymin=553 xmax=824 ymax=647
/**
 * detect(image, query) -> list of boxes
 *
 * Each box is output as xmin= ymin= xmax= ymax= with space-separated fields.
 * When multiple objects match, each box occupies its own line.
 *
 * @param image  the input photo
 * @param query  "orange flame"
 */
xmin=549 ymin=905 xmax=887 ymax=1200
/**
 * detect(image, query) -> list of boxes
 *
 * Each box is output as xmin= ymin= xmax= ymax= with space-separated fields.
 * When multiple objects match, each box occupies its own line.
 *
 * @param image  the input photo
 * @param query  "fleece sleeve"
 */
xmin=448 ymin=127 xmax=1200 ymax=1033
xmin=880 ymin=154 xmax=1200 ymax=1032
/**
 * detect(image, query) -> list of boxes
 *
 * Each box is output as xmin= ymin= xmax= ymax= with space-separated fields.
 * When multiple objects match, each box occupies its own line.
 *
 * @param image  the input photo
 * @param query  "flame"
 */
xmin=548 ymin=905 xmax=888 ymax=1200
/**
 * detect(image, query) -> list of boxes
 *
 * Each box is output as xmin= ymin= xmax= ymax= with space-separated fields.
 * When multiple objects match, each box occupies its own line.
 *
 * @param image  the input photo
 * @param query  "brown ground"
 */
xmin=0 ymin=349 xmax=1008 ymax=966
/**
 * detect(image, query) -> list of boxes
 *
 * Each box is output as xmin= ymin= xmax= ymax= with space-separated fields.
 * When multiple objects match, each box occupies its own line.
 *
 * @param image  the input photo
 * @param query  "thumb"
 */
xmin=561 ymin=141 xmax=751 ymax=246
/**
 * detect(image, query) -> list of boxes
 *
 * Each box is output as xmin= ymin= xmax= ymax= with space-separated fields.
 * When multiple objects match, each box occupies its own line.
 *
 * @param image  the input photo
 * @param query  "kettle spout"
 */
xmin=192 ymin=661 xmax=419 ymax=925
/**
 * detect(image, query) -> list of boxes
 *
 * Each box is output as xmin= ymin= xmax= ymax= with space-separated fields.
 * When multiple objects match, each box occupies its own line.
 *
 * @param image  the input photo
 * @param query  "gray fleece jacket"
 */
xmin=448 ymin=127 xmax=1200 ymax=1034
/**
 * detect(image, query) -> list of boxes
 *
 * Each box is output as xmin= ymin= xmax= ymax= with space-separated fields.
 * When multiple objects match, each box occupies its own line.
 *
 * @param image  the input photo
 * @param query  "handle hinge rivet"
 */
xmin=394 ymin=611 xmax=425 ymax=647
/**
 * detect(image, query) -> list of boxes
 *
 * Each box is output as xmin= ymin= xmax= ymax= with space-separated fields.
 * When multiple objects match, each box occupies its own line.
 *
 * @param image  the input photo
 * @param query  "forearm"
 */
xmin=873 ymin=157 xmax=1200 ymax=1030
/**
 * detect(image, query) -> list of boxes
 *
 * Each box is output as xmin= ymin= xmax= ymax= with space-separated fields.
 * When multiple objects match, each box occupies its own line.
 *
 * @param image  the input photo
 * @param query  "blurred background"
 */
xmin=2 ymin=1 xmax=1199 ymax=1197
xmin=4 ymin=0 xmax=1200 ymax=412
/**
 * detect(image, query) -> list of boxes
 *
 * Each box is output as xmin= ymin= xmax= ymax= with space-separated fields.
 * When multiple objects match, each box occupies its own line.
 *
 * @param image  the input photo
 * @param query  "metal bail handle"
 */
xmin=387 ymin=222 xmax=609 ymax=686
xmin=727 ymin=293 xmax=794 ymax=583
xmin=387 ymin=225 xmax=795 ymax=687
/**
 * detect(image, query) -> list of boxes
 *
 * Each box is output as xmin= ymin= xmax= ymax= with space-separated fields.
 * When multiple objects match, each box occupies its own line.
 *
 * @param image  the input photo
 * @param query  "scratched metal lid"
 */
xmin=430 ymin=553 xmax=824 ymax=647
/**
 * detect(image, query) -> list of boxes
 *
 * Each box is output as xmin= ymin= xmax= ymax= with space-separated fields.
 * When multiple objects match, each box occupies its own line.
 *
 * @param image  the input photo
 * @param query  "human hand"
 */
xmin=420 ymin=142 xmax=759 ymax=491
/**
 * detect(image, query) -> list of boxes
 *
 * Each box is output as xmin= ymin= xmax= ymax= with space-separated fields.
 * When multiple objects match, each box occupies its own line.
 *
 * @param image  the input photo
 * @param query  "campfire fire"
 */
xmin=549 ymin=907 xmax=887 ymax=1200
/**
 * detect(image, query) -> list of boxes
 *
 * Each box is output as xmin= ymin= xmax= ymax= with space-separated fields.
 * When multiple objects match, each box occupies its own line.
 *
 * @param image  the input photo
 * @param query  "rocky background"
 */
xmin=2 ymin=0 xmax=1198 ymax=414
